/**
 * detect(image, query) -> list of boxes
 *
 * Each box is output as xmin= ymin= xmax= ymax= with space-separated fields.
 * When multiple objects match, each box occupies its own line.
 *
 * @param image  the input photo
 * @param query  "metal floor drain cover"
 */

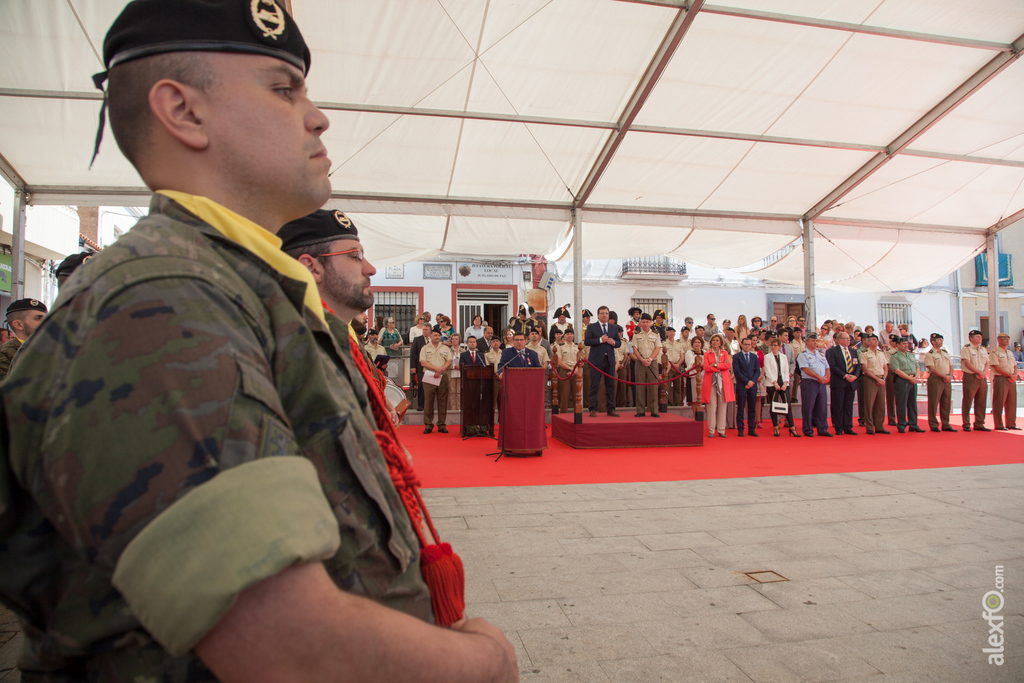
xmin=744 ymin=570 xmax=789 ymax=583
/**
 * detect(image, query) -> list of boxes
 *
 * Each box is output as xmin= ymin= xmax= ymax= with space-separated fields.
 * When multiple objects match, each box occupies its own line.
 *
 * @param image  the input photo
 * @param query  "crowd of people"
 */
xmin=362 ymin=306 xmax=1021 ymax=438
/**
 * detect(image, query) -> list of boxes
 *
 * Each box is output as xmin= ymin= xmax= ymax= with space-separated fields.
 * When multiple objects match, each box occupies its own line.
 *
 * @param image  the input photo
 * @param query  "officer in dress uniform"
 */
xmin=549 ymin=305 xmax=572 ymax=345
xmin=797 ymin=333 xmax=832 ymax=437
xmin=652 ymin=308 xmax=668 ymax=341
xmin=960 ymin=329 xmax=991 ymax=432
xmin=631 ymin=313 xmax=662 ymax=417
xmin=991 ymin=332 xmax=1020 ymax=431
xmin=923 ymin=333 xmax=956 ymax=432
xmin=555 ymin=328 xmax=579 ymax=412
xmin=663 ymin=327 xmax=686 ymax=406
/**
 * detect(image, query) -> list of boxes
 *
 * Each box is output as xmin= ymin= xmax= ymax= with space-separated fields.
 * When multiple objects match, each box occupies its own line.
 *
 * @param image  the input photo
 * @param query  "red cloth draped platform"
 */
xmin=551 ymin=413 xmax=703 ymax=449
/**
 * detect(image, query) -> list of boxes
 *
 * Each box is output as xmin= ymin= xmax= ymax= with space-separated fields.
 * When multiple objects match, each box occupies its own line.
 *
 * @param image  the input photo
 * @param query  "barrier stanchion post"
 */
xmin=575 ymin=360 xmax=583 ymax=424
xmin=693 ymin=371 xmax=704 ymax=422
xmin=659 ymin=349 xmax=669 ymax=414
xmin=551 ymin=362 xmax=559 ymax=415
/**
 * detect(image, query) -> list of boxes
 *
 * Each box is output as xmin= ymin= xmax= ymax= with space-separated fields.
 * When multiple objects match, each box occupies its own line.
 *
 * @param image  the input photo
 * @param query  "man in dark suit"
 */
xmin=826 ymin=330 xmax=861 ymax=435
xmin=733 ymin=336 xmax=760 ymax=436
xmin=460 ymin=334 xmax=488 ymax=369
xmin=409 ymin=321 xmax=433 ymax=410
xmin=584 ymin=305 xmax=622 ymax=417
xmin=497 ymin=331 xmax=541 ymax=378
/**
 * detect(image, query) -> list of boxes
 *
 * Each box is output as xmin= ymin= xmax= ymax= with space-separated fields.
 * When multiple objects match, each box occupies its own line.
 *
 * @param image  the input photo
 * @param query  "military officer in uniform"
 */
xmin=858 ymin=333 xmax=890 ymax=435
xmin=549 ymin=305 xmax=572 ymax=345
xmin=991 ymin=332 xmax=1019 ymax=431
xmin=420 ymin=327 xmax=453 ymax=433
xmin=923 ymin=333 xmax=956 ymax=432
xmin=511 ymin=304 xmax=534 ymax=338
xmin=889 ymin=337 xmax=926 ymax=433
xmin=663 ymin=327 xmax=686 ymax=406
xmin=555 ymin=328 xmax=579 ymax=412
xmin=960 ymin=329 xmax=991 ymax=431
xmin=527 ymin=327 xmax=551 ymax=403
xmin=0 ymin=2 xmax=515 ymax=681
xmin=0 ymin=298 xmax=47 ymax=381
xmin=797 ymin=333 xmax=832 ymax=437
xmin=631 ymin=313 xmax=663 ymax=417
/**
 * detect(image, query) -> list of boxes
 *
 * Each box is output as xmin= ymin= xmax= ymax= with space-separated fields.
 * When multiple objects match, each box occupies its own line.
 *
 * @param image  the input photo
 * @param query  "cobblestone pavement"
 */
xmin=1 ymin=464 xmax=1021 ymax=682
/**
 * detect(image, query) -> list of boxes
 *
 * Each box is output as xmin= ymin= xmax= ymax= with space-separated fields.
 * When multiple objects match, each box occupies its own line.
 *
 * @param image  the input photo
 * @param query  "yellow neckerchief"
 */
xmin=157 ymin=191 xmax=325 ymax=324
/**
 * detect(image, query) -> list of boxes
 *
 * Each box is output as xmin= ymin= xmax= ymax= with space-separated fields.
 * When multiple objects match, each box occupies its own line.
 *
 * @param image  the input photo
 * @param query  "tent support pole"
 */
xmin=572 ymin=209 xmax=582 ymax=325
xmin=986 ymin=233 xmax=998 ymax=341
xmin=11 ymin=188 xmax=27 ymax=300
xmin=802 ymin=219 xmax=815 ymax=328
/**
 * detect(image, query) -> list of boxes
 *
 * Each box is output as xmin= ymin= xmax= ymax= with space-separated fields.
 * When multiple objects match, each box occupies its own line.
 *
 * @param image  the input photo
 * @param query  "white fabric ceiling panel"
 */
xmin=831 ymin=230 xmax=985 ymax=292
xmin=0 ymin=97 xmax=141 ymax=187
xmin=698 ymin=142 xmax=875 ymax=215
xmin=587 ymin=133 xmax=757 ymax=210
xmin=336 ymin=212 xmax=446 ymax=268
xmin=458 ymin=0 xmax=675 ymax=122
xmin=764 ymin=33 xmax=992 ymax=146
xmin=323 ymin=112 xmax=461 ymax=197
xmin=447 ymin=121 xmax=606 ymax=203
xmin=444 ymin=216 xmax=570 ymax=256
xmin=576 ymin=224 xmax=692 ymax=260
xmin=0 ymin=1 xmax=111 ymax=91
xmin=635 ymin=12 xmax=851 ymax=135
xmin=911 ymin=58 xmax=1024 ymax=161
xmin=712 ymin=0 xmax=1024 ymax=43
xmin=821 ymin=156 xmax=1024 ymax=228
xmin=668 ymin=230 xmax=798 ymax=270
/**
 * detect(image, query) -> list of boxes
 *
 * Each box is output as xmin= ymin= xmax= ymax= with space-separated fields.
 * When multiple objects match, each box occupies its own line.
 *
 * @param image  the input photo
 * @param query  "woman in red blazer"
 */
xmin=703 ymin=333 xmax=735 ymax=438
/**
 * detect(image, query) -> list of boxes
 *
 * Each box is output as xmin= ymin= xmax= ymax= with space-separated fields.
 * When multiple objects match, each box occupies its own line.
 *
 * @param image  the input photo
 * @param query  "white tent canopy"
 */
xmin=2 ymin=0 xmax=1023 ymax=291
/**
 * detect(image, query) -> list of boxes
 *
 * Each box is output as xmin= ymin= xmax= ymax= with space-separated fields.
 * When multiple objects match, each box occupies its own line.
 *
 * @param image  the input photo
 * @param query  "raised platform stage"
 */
xmin=551 ymin=413 xmax=704 ymax=449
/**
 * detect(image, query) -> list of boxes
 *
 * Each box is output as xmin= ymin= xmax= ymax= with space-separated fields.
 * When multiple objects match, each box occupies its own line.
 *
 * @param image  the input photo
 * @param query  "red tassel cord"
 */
xmin=346 ymin=325 xmax=466 ymax=626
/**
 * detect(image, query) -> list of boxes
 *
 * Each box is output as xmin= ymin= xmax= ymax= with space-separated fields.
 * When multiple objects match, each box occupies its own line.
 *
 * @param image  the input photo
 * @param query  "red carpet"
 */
xmin=405 ymin=415 xmax=1024 ymax=488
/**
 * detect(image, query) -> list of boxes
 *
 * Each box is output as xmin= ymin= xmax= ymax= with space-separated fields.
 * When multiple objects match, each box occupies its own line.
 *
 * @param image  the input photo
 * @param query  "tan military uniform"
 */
xmin=961 ymin=343 xmax=990 ymax=430
xmin=924 ymin=347 xmax=953 ymax=431
xmin=485 ymin=347 xmax=502 ymax=411
xmin=555 ymin=342 xmax=579 ymax=412
xmin=364 ymin=341 xmax=387 ymax=359
xmin=419 ymin=342 xmax=452 ymax=428
xmin=858 ymin=347 xmax=888 ymax=432
xmin=663 ymin=338 xmax=686 ymax=405
xmin=991 ymin=346 xmax=1017 ymax=430
xmin=632 ymin=329 xmax=663 ymax=415
xmin=526 ymin=340 xmax=549 ymax=367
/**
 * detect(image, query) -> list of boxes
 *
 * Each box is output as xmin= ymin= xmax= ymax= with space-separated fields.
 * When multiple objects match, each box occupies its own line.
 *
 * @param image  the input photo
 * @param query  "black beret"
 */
xmin=279 ymin=210 xmax=359 ymax=253
xmin=889 ymin=334 xmax=901 ymax=342
xmin=101 ymin=0 xmax=310 ymax=76
xmin=640 ymin=313 xmax=653 ymax=321
xmin=55 ymin=252 xmax=94 ymax=278
xmin=896 ymin=336 xmax=910 ymax=344
xmin=805 ymin=333 xmax=818 ymax=340
xmin=930 ymin=333 xmax=944 ymax=341
xmin=6 ymin=298 xmax=47 ymax=316
xmin=432 ymin=325 xmax=442 ymax=334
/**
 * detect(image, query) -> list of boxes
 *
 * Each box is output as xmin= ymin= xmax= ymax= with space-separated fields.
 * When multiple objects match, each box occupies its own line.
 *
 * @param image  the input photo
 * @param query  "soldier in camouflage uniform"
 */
xmin=0 ymin=298 xmax=47 ymax=381
xmin=0 ymin=2 xmax=515 ymax=682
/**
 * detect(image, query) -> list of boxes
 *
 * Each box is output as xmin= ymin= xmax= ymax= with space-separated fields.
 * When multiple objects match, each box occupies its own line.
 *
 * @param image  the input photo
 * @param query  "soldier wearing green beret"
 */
xmin=0 ymin=1 xmax=515 ymax=682
xmin=0 ymin=298 xmax=47 ymax=380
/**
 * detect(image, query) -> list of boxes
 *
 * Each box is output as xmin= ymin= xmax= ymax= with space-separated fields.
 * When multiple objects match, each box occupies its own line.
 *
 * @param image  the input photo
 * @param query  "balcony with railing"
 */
xmin=621 ymin=256 xmax=687 ymax=280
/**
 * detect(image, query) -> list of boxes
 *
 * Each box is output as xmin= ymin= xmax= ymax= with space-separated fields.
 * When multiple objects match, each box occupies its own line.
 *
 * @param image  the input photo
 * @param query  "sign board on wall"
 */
xmin=0 ymin=254 xmax=10 ymax=293
xmin=423 ymin=263 xmax=452 ymax=280
xmin=385 ymin=265 xmax=404 ymax=279
xmin=456 ymin=262 xmax=513 ymax=284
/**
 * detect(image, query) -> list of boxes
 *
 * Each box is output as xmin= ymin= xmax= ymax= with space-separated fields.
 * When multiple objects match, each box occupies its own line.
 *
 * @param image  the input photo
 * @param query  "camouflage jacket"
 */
xmin=0 ymin=336 xmax=22 ymax=381
xmin=0 ymin=195 xmax=431 ymax=682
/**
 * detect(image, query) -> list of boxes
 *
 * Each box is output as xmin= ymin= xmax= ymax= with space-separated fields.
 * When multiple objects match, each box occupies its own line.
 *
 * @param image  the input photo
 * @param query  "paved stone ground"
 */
xmin=1 ymin=463 xmax=1021 ymax=682
xmin=425 ymin=463 xmax=1024 ymax=682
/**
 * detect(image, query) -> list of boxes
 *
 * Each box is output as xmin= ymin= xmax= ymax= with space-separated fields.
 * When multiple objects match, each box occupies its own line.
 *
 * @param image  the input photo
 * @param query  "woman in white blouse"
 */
xmin=763 ymin=336 xmax=799 ymax=437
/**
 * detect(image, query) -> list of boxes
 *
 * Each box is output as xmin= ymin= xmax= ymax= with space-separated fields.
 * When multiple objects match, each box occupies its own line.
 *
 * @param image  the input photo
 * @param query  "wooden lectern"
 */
xmin=461 ymin=365 xmax=494 ymax=438
xmin=498 ymin=367 xmax=547 ymax=456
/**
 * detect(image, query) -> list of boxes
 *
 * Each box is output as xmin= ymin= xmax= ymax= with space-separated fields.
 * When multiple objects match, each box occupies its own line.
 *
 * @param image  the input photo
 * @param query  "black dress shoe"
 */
xmin=930 ymin=428 xmax=940 ymax=432
xmin=942 ymin=427 xmax=957 ymax=432
xmin=877 ymin=429 xmax=892 ymax=435
xmin=888 ymin=420 xmax=898 ymax=426
xmin=1010 ymin=427 xmax=1022 ymax=431
xmin=608 ymin=411 xmax=621 ymax=417
xmin=866 ymin=430 xmax=875 ymax=435
xmin=635 ymin=413 xmax=645 ymax=417
xmin=651 ymin=413 xmax=660 ymax=418
xmin=975 ymin=426 xmax=991 ymax=432
xmin=844 ymin=430 xmax=858 ymax=436
xmin=996 ymin=427 xmax=1009 ymax=431
xmin=908 ymin=427 xmax=925 ymax=433
xmin=897 ymin=428 xmax=906 ymax=433
xmin=962 ymin=426 xmax=971 ymax=432
xmin=748 ymin=432 xmax=759 ymax=437
xmin=738 ymin=432 xmax=745 ymax=437
xmin=423 ymin=425 xmax=433 ymax=434
xmin=437 ymin=426 xmax=448 ymax=433
xmin=589 ymin=410 xmax=598 ymax=418
xmin=819 ymin=432 xmax=833 ymax=437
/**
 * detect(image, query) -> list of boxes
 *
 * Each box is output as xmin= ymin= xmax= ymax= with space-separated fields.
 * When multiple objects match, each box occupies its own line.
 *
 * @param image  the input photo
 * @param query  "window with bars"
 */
xmin=631 ymin=298 xmax=673 ymax=326
xmin=374 ymin=291 xmax=419 ymax=343
xmin=878 ymin=302 xmax=912 ymax=328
